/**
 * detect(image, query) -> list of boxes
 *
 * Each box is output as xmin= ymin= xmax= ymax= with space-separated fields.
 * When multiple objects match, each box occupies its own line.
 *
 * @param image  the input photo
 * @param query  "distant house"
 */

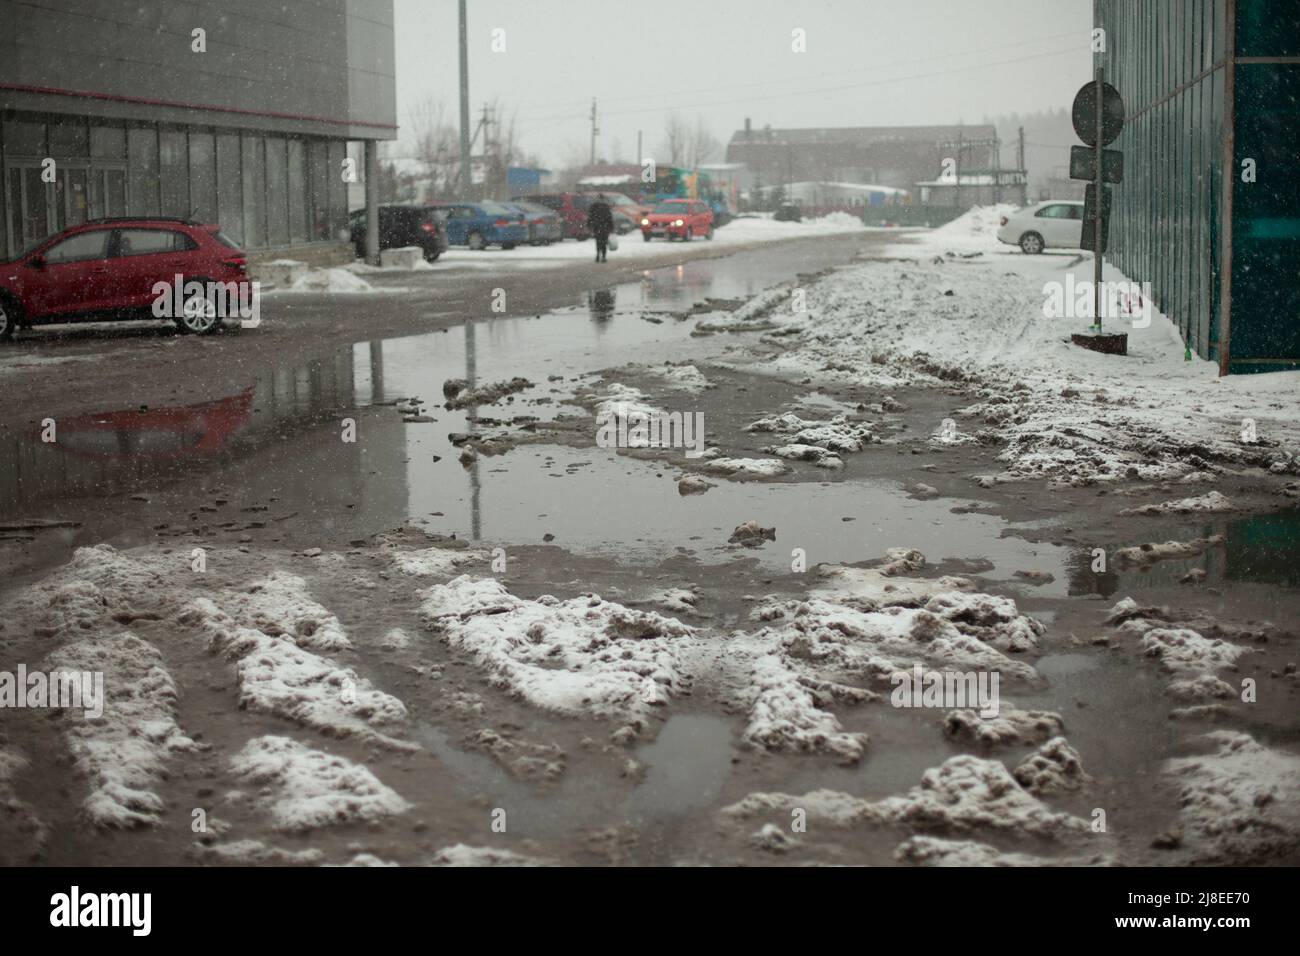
xmin=725 ymin=119 xmax=998 ymax=197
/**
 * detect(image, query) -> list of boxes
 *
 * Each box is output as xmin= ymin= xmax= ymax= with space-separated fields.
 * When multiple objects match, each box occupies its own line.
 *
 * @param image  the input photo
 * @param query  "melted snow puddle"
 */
xmin=1015 ymin=652 xmax=1175 ymax=780
xmin=409 ymin=442 xmax=1073 ymax=588
xmin=1107 ymin=506 xmax=1300 ymax=591
xmin=625 ymin=714 xmax=735 ymax=819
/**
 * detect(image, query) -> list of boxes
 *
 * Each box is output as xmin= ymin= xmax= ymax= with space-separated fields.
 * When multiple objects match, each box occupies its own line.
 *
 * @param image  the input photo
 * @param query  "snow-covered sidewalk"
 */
xmin=718 ymin=205 xmax=1300 ymax=486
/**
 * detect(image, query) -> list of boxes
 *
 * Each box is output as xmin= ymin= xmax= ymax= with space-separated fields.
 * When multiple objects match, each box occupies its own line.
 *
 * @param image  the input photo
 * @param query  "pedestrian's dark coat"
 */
xmin=586 ymin=199 xmax=614 ymax=238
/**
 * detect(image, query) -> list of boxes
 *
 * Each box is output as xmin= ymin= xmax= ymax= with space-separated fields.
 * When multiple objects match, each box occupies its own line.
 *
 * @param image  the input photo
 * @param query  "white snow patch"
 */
xmin=230 ymin=735 xmax=411 ymax=832
xmin=420 ymin=576 xmax=695 ymax=737
xmin=45 ymin=633 xmax=196 ymax=827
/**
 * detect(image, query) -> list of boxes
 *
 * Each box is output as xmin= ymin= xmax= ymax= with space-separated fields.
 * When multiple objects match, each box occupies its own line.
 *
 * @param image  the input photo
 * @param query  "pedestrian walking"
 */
xmin=586 ymin=197 xmax=614 ymax=262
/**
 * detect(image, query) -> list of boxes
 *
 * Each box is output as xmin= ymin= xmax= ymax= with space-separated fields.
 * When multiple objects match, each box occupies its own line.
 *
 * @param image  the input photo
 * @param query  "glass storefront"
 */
xmin=1 ymin=111 xmax=353 ymax=258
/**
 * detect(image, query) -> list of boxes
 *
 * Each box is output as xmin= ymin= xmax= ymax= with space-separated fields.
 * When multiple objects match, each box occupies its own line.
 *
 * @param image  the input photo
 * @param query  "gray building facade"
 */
xmin=0 ymin=0 xmax=395 ymax=260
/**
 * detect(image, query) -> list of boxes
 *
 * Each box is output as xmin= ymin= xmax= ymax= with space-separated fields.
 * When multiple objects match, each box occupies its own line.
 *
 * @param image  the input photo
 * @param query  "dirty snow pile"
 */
xmin=230 ymin=735 xmax=411 ymax=832
xmin=0 ymin=543 xmax=415 ymax=839
xmin=1104 ymin=597 xmax=1257 ymax=720
xmin=746 ymin=410 xmax=879 ymax=468
xmin=723 ymin=204 xmax=1300 ymax=485
xmin=1162 ymin=730 xmax=1300 ymax=863
xmin=724 ymin=741 xmax=1093 ymax=841
xmin=420 ymin=576 xmax=696 ymax=743
xmin=716 ymin=550 xmax=1045 ymax=764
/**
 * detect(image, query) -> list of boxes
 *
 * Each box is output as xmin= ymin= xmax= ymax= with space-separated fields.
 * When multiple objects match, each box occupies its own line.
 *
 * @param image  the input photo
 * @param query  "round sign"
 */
xmin=1072 ymin=80 xmax=1125 ymax=146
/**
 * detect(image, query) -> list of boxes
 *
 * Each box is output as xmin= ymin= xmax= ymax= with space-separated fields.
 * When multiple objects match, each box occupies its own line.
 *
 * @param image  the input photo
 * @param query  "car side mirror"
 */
xmin=28 ymin=255 xmax=45 ymax=270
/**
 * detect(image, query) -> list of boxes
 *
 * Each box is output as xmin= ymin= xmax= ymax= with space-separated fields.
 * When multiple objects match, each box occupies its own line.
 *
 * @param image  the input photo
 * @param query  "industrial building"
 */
xmin=0 ymin=0 xmax=396 ymax=264
xmin=1095 ymin=0 xmax=1300 ymax=372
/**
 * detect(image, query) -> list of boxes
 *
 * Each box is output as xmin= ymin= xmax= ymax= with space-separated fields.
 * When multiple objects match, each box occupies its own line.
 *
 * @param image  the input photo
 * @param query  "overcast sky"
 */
xmin=391 ymin=0 xmax=1092 ymax=167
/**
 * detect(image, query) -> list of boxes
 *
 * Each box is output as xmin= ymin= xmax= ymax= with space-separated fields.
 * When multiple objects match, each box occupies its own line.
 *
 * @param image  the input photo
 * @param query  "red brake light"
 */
xmin=420 ymin=222 xmax=436 ymax=233
xmin=494 ymin=218 xmax=510 ymax=226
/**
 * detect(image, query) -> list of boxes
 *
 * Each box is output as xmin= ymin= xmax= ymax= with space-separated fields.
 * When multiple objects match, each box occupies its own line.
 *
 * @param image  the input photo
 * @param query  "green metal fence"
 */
xmin=1096 ymin=0 xmax=1300 ymax=373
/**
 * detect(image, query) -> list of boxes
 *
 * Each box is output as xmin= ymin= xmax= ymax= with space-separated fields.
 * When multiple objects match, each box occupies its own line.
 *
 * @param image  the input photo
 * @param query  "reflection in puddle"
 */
xmin=1066 ymin=507 xmax=1300 ymax=595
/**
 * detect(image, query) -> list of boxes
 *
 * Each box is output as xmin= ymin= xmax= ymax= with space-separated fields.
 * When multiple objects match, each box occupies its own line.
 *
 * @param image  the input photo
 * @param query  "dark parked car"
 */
xmin=348 ymin=205 xmax=449 ymax=262
xmin=0 ymin=217 xmax=248 ymax=340
xmin=501 ymin=200 xmax=563 ymax=245
xmin=511 ymin=193 xmax=594 ymax=240
xmin=773 ymin=202 xmax=803 ymax=222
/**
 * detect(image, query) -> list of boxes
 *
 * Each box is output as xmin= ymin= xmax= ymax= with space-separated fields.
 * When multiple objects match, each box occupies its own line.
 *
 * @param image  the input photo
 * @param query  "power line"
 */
xmin=515 ymin=38 xmax=1084 ymax=130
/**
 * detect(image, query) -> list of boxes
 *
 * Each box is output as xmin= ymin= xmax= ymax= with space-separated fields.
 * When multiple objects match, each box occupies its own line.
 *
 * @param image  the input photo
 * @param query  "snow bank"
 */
xmin=724 ymin=753 xmax=1091 ymax=839
xmin=388 ymin=545 xmax=490 ymax=577
xmin=420 ymin=576 xmax=695 ymax=740
xmin=287 ymin=268 xmax=376 ymax=293
xmin=895 ymin=835 xmax=1113 ymax=866
xmin=719 ymin=207 xmax=1300 ymax=485
xmin=1163 ymin=731 xmax=1300 ymax=863
xmin=183 ymin=597 xmax=412 ymax=749
xmin=700 ymin=457 xmax=790 ymax=478
xmin=230 ymin=735 xmax=411 ymax=832
xmin=429 ymin=844 xmax=551 ymax=866
xmin=45 ymin=633 xmax=196 ymax=827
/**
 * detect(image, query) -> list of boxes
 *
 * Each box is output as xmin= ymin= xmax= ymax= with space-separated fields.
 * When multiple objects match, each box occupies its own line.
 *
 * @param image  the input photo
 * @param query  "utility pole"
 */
xmin=636 ymin=129 xmax=642 ymax=166
xmin=457 ymin=0 xmax=471 ymax=199
xmin=589 ymin=98 xmax=598 ymax=165
xmin=1017 ymin=126 xmax=1027 ymax=205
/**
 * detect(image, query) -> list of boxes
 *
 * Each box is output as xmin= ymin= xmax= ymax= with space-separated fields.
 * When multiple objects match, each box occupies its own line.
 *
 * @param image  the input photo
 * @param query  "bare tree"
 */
xmin=688 ymin=116 xmax=722 ymax=169
xmin=661 ymin=113 xmax=689 ymax=166
xmin=406 ymin=95 xmax=458 ymax=196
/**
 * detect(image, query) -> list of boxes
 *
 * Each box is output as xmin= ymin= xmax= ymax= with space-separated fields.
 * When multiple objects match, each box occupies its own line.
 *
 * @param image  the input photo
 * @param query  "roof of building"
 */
xmin=728 ymin=124 xmax=998 ymax=146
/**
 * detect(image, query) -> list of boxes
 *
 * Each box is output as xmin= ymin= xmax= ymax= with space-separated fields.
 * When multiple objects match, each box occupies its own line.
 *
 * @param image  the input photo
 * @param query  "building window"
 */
xmin=242 ymin=135 xmax=267 ymax=248
xmin=127 ymin=127 xmax=160 ymax=216
xmin=189 ymin=132 xmax=217 ymax=224
xmin=3 ymin=118 xmax=46 ymax=156
xmin=328 ymin=140 xmax=347 ymax=239
xmin=216 ymin=133 xmax=243 ymax=245
xmin=90 ymin=125 xmax=127 ymax=161
xmin=287 ymin=138 xmax=307 ymax=243
xmin=48 ymin=117 xmax=89 ymax=157
xmin=308 ymin=140 xmax=329 ymax=240
xmin=265 ymin=136 xmax=289 ymax=246
xmin=159 ymin=129 xmax=189 ymax=218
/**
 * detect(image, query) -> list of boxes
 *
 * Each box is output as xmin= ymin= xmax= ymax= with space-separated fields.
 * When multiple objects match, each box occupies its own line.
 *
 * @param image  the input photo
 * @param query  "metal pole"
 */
xmin=589 ymin=99 xmax=598 ymax=165
xmin=1093 ymin=66 xmax=1104 ymax=332
xmin=458 ymin=0 xmax=471 ymax=200
xmin=364 ymin=141 xmax=380 ymax=265
xmin=1218 ymin=0 xmax=1236 ymax=374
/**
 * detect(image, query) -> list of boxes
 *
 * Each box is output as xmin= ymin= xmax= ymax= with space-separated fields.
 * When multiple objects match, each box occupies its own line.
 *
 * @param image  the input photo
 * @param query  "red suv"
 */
xmin=511 ymin=193 xmax=597 ymax=240
xmin=0 ymin=217 xmax=249 ymax=341
xmin=641 ymin=199 xmax=714 ymax=242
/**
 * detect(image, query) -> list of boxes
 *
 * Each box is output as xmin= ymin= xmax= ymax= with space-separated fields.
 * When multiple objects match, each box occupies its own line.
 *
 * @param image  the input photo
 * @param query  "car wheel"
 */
xmin=467 ymin=231 xmax=485 ymax=250
xmin=424 ymin=248 xmax=440 ymax=262
xmin=642 ymin=233 xmax=651 ymax=242
xmin=685 ymin=228 xmax=693 ymax=242
xmin=705 ymin=226 xmax=714 ymax=240
xmin=502 ymin=242 xmax=517 ymax=250
xmin=1019 ymin=232 xmax=1044 ymax=255
xmin=0 ymin=295 xmax=20 ymax=342
xmin=177 ymin=278 xmax=223 ymax=335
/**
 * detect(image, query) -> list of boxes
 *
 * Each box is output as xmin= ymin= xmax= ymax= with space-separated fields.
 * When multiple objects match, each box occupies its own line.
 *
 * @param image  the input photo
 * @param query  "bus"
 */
xmin=643 ymin=166 xmax=731 ymax=223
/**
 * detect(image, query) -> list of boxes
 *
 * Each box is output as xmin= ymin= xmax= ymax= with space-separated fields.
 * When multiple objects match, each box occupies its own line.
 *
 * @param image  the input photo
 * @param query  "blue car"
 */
xmin=430 ymin=201 xmax=527 ymax=250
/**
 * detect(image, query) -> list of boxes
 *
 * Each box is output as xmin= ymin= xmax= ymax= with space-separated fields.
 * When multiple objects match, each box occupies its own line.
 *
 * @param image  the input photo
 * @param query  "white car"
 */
xmin=997 ymin=200 xmax=1084 ymax=254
